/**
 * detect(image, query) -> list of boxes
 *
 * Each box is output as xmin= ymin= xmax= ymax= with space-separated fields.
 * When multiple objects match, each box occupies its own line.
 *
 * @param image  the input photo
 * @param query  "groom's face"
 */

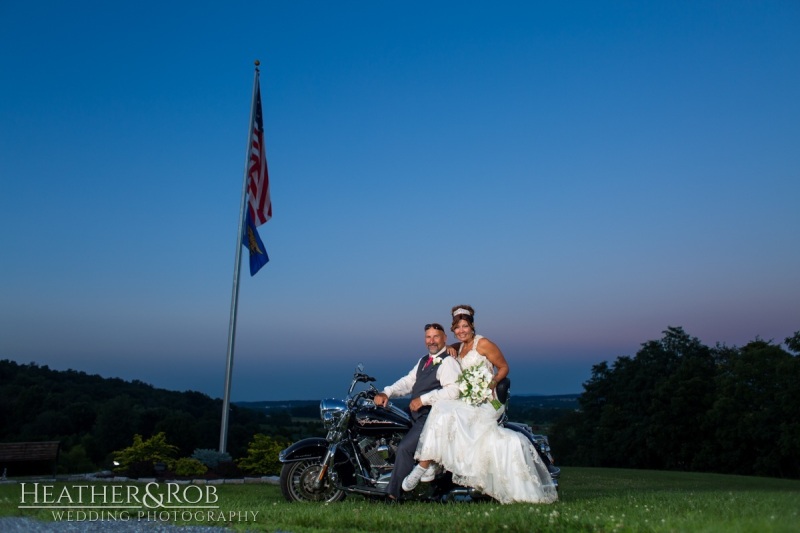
xmin=424 ymin=325 xmax=446 ymax=354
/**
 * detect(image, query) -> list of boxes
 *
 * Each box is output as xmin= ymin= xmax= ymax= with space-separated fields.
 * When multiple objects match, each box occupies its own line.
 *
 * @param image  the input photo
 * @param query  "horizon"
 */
xmin=6 ymin=321 xmax=796 ymax=402
xmin=1 ymin=356 xmax=584 ymax=401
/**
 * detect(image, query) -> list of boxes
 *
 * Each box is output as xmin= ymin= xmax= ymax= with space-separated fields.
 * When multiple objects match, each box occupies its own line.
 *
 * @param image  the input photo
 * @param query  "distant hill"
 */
xmin=234 ymin=393 xmax=581 ymax=419
xmin=0 ymin=359 xmax=270 ymax=473
xmin=511 ymin=394 xmax=580 ymax=410
xmin=234 ymin=400 xmax=320 ymax=419
xmin=235 ymin=400 xmax=319 ymax=410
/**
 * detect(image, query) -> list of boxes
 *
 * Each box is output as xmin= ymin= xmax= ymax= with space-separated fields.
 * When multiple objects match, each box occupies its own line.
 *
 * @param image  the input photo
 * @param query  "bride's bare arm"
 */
xmin=477 ymin=337 xmax=509 ymax=387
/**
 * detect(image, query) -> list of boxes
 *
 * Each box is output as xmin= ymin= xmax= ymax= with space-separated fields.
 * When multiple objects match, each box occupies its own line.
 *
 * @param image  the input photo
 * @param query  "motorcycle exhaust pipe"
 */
xmin=443 ymin=486 xmax=487 ymax=501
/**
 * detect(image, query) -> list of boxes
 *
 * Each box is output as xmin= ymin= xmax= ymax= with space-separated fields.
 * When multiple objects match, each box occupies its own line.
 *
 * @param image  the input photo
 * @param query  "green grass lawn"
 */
xmin=2 ymin=467 xmax=798 ymax=532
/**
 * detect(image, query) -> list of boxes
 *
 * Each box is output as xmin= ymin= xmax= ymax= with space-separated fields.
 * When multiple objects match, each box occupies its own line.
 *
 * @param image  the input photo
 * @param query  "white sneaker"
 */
xmin=402 ymin=465 xmax=426 ymax=491
xmin=420 ymin=464 xmax=438 ymax=482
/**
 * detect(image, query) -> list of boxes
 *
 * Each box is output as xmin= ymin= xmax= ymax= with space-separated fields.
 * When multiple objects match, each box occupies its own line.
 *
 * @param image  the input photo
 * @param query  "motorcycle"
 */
xmin=278 ymin=363 xmax=560 ymax=502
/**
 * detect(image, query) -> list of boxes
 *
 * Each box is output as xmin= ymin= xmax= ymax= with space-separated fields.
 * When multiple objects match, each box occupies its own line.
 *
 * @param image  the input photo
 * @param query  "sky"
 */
xmin=1 ymin=1 xmax=798 ymax=402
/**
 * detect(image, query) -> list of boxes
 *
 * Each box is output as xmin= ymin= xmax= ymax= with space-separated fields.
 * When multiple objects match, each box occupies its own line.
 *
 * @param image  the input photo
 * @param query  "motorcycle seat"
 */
xmin=495 ymin=377 xmax=510 ymax=405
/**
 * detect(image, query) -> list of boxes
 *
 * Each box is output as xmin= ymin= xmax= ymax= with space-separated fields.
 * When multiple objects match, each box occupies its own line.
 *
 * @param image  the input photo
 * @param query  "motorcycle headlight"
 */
xmin=320 ymin=398 xmax=347 ymax=429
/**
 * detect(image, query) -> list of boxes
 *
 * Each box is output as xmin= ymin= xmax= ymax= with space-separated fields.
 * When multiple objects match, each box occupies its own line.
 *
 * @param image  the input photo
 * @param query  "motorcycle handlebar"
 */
xmin=347 ymin=373 xmax=376 ymax=396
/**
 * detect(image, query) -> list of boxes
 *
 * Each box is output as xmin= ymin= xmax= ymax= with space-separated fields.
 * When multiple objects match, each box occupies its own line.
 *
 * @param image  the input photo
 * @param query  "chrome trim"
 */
xmin=320 ymin=398 xmax=347 ymax=428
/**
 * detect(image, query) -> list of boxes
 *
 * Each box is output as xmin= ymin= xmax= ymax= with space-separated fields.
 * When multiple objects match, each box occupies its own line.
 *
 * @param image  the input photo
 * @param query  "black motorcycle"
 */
xmin=278 ymin=364 xmax=560 ymax=502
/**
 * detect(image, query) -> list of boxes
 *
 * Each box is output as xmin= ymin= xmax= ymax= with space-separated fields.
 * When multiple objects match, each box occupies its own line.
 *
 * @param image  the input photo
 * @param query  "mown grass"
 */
xmin=1 ymin=467 xmax=798 ymax=532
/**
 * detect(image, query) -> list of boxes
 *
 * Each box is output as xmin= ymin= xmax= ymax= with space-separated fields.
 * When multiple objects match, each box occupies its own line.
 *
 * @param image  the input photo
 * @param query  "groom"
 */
xmin=374 ymin=322 xmax=461 ymax=500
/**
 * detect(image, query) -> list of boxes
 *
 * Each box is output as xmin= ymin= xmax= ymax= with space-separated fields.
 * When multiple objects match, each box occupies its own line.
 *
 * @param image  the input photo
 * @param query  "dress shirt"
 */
xmin=382 ymin=347 xmax=461 ymax=405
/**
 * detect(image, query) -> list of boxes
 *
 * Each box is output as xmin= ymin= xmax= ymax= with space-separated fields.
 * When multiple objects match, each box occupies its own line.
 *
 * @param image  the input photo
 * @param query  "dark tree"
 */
xmin=0 ymin=359 xmax=273 ymax=473
xmin=552 ymin=327 xmax=800 ymax=479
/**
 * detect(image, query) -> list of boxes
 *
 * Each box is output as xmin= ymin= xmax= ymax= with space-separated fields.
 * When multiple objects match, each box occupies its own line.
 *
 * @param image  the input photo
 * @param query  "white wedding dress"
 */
xmin=415 ymin=335 xmax=558 ymax=504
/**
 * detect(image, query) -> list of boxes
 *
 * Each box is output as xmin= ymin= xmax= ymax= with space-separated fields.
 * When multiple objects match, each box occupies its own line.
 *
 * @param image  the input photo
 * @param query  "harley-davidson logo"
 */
xmin=356 ymin=417 xmax=387 ymax=426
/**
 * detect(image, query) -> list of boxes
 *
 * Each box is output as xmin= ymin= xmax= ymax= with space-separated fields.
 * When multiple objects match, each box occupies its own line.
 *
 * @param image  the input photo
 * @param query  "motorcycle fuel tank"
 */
xmin=353 ymin=404 xmax=411 ymax=433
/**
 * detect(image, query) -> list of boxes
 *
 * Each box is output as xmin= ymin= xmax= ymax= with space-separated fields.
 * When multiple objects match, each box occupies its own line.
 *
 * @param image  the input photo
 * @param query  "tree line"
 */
xmin=551 ymin=327 xmax=800 ymax=479
xmin=0 ymin=360 xmax=270 ymax=473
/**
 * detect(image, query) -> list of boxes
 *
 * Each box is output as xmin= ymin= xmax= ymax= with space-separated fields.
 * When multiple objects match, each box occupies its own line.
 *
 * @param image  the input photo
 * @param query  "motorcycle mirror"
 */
xmin=356 ymin=362 xmax=364 ymax=373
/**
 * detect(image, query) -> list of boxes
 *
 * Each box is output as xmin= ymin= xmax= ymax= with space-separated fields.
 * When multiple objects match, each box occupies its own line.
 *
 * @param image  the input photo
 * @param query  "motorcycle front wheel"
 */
xmin=280 ymin=459 xmax=346 ymax=502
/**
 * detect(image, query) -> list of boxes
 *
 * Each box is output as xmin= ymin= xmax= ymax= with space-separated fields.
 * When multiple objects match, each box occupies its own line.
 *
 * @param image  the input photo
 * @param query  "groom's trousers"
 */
xmin=387 ymin=410 xmax=429 ymax=499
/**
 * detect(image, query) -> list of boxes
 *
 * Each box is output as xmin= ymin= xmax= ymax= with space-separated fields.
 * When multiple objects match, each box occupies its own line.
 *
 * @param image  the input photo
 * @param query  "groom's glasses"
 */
xmin=425 ymin=323 xmax=445 ymax=332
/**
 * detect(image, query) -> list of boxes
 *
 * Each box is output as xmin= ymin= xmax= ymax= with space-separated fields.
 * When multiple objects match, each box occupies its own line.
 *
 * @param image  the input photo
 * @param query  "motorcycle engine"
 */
xmin=358 ymin=435 xmax=401 ymax=473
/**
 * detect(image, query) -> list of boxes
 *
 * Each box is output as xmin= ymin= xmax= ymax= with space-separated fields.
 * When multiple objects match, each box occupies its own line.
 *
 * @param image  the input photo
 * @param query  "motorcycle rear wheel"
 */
xmin=280 ymin=459 xmax=346 ymax=502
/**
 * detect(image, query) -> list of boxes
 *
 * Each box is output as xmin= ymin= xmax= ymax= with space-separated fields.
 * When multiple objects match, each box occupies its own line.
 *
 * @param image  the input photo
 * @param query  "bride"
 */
xmin=403 ymin=304 xmax=558 ymax=504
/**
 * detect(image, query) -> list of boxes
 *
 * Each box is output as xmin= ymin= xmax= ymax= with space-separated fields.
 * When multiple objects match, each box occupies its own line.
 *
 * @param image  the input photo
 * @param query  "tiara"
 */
xmin=452 ymin=308 xmax=472 ymax=317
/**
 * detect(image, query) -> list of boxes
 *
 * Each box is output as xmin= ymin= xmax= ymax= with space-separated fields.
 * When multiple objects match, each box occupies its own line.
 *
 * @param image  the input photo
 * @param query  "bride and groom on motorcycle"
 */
xmin=373 ymin=305 xmax=558 ymax=504
xmin=278 ymin=304 xmax=559 ymax=504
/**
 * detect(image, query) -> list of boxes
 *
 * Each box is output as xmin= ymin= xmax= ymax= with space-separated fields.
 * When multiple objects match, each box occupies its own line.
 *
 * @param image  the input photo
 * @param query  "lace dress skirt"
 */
xmin=415 ymin=399 xmax=558 ymax=504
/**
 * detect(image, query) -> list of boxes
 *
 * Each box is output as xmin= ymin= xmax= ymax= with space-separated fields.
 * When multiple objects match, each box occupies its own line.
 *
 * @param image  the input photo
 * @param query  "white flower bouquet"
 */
xmin=458 ymin=364 xmax=502 ymax=410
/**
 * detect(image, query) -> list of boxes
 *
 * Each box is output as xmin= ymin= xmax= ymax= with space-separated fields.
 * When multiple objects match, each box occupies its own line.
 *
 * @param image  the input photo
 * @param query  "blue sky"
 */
xmin=1 ymin=1 xmax=798 ymax=401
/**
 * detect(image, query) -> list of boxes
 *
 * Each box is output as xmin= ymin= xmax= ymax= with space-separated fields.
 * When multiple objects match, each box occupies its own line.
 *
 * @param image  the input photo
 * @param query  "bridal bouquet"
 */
xmin=458 ymin=364 xmax=502 ymax=410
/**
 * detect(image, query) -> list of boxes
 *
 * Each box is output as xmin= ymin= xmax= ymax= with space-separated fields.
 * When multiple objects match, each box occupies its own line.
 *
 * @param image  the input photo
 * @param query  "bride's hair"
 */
xmin=450 ymin=304 xmax=475 ymax=332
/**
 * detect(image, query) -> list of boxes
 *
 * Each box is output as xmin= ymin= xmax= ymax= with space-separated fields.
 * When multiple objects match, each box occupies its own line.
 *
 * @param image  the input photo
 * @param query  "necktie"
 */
xmin=423 ymin=356 xmax=433 ymax=369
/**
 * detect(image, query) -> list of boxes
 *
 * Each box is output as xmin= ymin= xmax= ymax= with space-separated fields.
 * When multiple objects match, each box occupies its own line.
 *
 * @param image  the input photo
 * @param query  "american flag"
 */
xmin=247 ymin=78 xmax=271 ymax=227
xmin=242 ymin=75 xmax=271 ymax=276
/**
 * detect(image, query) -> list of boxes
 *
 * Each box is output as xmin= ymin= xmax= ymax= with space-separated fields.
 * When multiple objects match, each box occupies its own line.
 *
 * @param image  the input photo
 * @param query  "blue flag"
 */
xmin=243 ymin=211 xmax=269 ymax=276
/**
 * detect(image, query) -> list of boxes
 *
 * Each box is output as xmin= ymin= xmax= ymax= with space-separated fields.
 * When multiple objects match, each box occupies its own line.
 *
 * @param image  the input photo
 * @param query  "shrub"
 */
xmin=112 ymin=432 xmax=178 ymax=474
xmin=125 ymin=460 xmax=157 ymax=479
xmin=58 ymin=444 xmax=97 ymax=474
xmin=191 ymin=448 xmax=232 ymax=469
xmin=213 ymin=460 xmax=243 ymax=478
xmin=173 ymin=457 xmax=208 ymax=477
xmin=237 ymin=434 xmax=289 ymax=475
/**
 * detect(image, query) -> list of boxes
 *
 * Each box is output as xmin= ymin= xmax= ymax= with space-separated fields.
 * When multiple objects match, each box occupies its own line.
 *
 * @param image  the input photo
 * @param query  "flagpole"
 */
xmin=220 ymin=60 xmax=261 ymax=453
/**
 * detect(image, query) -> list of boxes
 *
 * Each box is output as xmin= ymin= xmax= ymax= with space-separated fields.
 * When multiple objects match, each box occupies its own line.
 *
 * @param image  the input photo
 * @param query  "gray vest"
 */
xmin=409 ymin=353 xmax=450 ymax=420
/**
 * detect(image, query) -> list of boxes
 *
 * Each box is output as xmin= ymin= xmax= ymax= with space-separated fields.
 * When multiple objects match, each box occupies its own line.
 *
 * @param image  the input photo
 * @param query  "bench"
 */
xmin=0 ymin=441 xmax=61 ymax=477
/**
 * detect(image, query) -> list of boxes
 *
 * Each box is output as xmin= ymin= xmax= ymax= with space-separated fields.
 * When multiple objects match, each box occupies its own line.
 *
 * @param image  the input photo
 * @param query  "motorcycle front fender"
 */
xmin=279 ymin=437 xmax=329 ymax=463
